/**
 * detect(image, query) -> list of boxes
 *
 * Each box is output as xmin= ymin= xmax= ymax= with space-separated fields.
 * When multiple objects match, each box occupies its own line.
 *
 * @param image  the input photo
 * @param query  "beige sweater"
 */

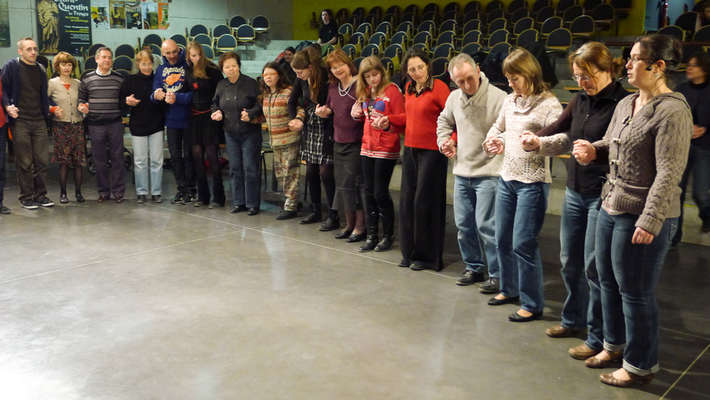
xmin=486 ymin=91 xmax=562 ymax=183
xmin=592 ymin=92 xmax=693 ymax=235
xmin=47 ymin=77 xmax=84 ymax=123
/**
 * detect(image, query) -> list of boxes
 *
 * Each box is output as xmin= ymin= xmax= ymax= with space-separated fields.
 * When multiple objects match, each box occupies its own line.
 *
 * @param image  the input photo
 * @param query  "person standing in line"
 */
xmin=1 ymin=37 xmax=60 ymax=209
xmin=436 ymin=53 xmax=507 ymax=287
xmin=519 ymin=42 xmax=629 ymax=359
xmin=288 ymin=47 xmax=338 ymax=230
xmin=48 ymin=51 xmax=86 ymax=204
xmin=483 ymin=48 xmax=562 ymax=322
xmin=261 ymin=61 xmax=301 ymax=219
xmin=152 ymin=39 xmax=194 ymax=205
xmin=211 ymin=52 xmax=263 ymax=215
xmin=0 ymin=80 xmax=8 ymax=214
xmin=187 ymin=41 xmax=225 ymax=208
xmin=120 ymin=50 xmax=165 ymax=204
xmin=351 ymin=56 xmax=405 ymax=252
xmin=78 ymin=47 xmax=126 ymax=203
xmin=387 ymin=48 xmax=451 ymax=271
xmin=277 ymin=46 xmax=297 ymax=85
xmin=573 ymin=34 xmax=691 ymax=388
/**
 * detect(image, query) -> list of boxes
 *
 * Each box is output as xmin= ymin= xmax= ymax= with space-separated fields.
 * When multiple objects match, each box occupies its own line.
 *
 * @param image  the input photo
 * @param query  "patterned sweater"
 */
xmin=78 ymin=69 xmax=124 ymax=125
xmin=263 ymin=87 xmax=301 ymax=148
xmin=592 ymin=92 xmax=692 ymax=235
xmin=486 ymin=91 xmax=562 ymax=183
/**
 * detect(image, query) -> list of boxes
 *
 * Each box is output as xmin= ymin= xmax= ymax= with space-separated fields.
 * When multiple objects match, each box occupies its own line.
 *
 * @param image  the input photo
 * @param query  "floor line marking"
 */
xmin=659 ymin=343 xmax=710 ymax=400
xmin=659 ymin=326 xmax=710 ymax=342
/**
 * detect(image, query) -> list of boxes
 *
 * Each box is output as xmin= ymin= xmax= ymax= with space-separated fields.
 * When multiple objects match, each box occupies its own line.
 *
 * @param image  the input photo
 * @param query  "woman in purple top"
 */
xmin=315 ymin=49 xmax=366 ymax=241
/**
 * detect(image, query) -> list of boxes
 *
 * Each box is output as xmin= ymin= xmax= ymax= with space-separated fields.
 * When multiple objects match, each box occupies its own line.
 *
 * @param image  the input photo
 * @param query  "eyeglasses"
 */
xmin=572 ymin=74 xmax=593 ymax=82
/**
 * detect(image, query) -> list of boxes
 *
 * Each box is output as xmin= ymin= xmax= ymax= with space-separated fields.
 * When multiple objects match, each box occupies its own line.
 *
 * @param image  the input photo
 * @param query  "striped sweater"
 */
xmin=78 ymin=69 xmax=124 ymax=125
xmin=263 ymin=87 xmax=301 ymax=148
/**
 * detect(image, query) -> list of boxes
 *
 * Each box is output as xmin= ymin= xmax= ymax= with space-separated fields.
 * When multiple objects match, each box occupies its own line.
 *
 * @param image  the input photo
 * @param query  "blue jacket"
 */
xmin=151 ymin=47 xmax=193 ymax=129
xmin=1 ymin=58 xmax=54 ymax=125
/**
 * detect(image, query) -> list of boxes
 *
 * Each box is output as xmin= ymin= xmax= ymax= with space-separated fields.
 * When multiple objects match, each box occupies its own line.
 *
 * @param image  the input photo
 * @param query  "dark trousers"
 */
xmin=167 ymin=127 xmax=195 ymax=194
xmin=191 ymin=115 xmax=224 ymax=205
xmin=0 ymin=125 xmax=6 ymax=205
xmin=13 ymin=119 xmax=49 ymax=202
xmin=225 ymin=130 xmax=262 ymax=208
xmin=674 ymin=144 xmax=710 ymax=244
xmin=305 ymin=162 xmax=335 ymax=208
xmin=88 ymin=121 xmax=126 ymax=197
xmin=361 ymin=156 xmax=396 ymax=236
xmin=399 ymin=147 xmax=448 ymax=268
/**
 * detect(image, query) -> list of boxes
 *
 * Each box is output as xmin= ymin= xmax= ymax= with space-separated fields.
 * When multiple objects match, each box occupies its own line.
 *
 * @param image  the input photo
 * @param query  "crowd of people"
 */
xmin=0 ymin=32 xmax=708 ymax=388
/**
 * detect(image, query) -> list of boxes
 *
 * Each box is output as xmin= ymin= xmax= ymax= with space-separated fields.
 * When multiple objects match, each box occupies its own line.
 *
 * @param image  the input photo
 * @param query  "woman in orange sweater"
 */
xmin=388 ymin=48 xmax=451 ymax=271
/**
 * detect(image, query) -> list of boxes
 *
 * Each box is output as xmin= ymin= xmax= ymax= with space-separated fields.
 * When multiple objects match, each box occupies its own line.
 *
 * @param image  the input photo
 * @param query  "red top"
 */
xmin=360 ymin=83 xmax=405 ymax=159
xmin=389 ymin=79 xmax=450 ymax=151
xmin=0 ymin=81 xmax=5 ymax=127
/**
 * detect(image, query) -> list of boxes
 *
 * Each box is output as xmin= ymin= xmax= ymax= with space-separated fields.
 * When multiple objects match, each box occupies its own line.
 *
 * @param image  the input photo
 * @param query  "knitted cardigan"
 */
xmin=263 ymin=87 xmax=301 ymax=148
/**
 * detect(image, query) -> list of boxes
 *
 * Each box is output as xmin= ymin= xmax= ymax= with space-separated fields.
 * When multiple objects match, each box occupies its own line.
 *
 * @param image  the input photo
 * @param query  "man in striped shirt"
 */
xmin=78 ymin=47 xmax=126 ymax=202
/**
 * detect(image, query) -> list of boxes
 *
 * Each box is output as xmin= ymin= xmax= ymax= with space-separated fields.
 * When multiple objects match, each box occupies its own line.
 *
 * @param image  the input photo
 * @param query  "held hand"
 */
xmin=211 ymin=110 xmax=223 ymax=121
xmin=483 ymin=137 xmax=504 ymax=155
xmin=78 ymin=103 xmax=89 ymax=114
xmin=288 ymin=118 xmax=304 ymax=131
xmin=6 ymin=104 xmax=19 ymax=119
xmin=165 ymin=91 xmax=176 ymax=105
xmin=520 ymin=132 xmax=540 ymax=152
xmin=631 ymin=227 xmax=655 ymax=245
xmin=372 ymin=115 xmax=389 ymax=130
xmin=572 ymin=139 xmax=596 ymax=166
xmin=314 ymin=104 xmax=332 ymax=118
xmin=692 ymin=125 xmax=706 ymax=139
xmin=351 ymin=102 xmax=363 ymax=119
xmin=153 ymin=88 xmax=166 ymax=101
xmin=54 ymin=106 xmax=64 ymax=119
xmin=126 ymin=94 xmax=141 ymax=106
xmin=440 ymin=138 xmax=457 ymax=158
xmin=241 ymin=108 xmax=250 ymax=122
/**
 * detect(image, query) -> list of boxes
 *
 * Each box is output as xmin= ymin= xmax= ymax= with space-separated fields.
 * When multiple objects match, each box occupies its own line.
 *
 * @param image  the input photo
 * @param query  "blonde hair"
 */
xmin=356 ymin=56 xmax=390 ymax=101
xmin=135 ymin=50 xmax=153 ymax=65
xmin=52 ymin=51 xmax=75 ymax=74
xmin=502 ymin=48 xmax=547 ymax=96
xmin=569 ymin=41 xmax=624 ymax=79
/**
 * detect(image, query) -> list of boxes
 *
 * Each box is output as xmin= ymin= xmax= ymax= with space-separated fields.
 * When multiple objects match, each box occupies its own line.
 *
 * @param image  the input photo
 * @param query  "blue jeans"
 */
xmin=676 ymin=144 xmax=710 ymax=243
xmin=453 ymin=175 xmax=499 ymax=276
xmin=495 ymin=179 xmax=548 ymax=313
xmin=225 ymin=130 xmax=262 ymax=208
xmin=595 ymin=208 xmax=677 ymax=375
xmin=559 ymin=188 xmax=603 ymax=350
xmin=132 ymin=131 xmax=164 ymax=196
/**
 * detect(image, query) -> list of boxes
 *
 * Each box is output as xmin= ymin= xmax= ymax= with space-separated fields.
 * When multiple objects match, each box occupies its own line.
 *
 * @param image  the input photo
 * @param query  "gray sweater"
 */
xmin=436 ymin=73 xmax=507 ymax=178
xmin=592 ymin=92 xmax=692 ymax=235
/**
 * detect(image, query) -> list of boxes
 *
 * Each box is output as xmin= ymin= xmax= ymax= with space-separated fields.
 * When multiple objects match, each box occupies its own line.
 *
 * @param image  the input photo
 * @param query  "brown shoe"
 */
xmin=585 ymin=351 xmax=623 ymax=368
xmin=568 ymin=343 xmax=601 ymax=360
xmin=600 ymin=371 xmax=654 ymax=387
xmin=545 ymin=325 xmax=580 ymax=338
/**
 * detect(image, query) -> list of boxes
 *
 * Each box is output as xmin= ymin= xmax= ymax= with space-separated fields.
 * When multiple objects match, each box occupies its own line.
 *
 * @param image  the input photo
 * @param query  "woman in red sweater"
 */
xmin=388 ymin=48 xmax=451 ymax=271
xmin=351 ymin=56 xmax=405 ymax=252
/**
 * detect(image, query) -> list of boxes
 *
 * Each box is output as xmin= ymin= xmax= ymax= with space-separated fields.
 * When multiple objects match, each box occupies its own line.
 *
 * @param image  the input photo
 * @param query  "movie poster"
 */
xmin=36 ymin=0 xmax=91 ymax=55
xmin=141 ymin=0 xmax=158 ymax=30
xmin=125 ymin=0 xmax=141 ymax=29
xmin=109 ymin=0 xmax=125 ymax=28
xmin=158 ymin=2 xmax=169 ymax=29
xmin=91 ymin=0 xmax=109 ymax=30
xmin=0 ymin=0 xmax=10 ymax=47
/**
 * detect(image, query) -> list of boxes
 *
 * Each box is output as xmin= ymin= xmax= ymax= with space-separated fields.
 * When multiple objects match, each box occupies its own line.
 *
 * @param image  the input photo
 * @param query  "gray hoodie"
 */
xmin=436 ymin=73 xmax=507 ymax=178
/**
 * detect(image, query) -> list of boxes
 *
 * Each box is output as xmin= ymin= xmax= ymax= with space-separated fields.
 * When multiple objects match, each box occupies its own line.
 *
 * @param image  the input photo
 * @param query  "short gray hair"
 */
xmin=447 ymin=53 xmax=477 ymax=76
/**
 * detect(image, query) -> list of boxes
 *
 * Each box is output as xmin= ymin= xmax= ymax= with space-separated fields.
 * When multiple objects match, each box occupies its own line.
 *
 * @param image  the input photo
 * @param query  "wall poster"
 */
xmin=91 ymin=0 xmax=109 ymax=30
xmin=0 ymin=0 xmax=9 ymax=47
xmin=37 ymin=0 xmax=91 ymax=55
xmin=109 ymin=0 xmax=125 ymax=28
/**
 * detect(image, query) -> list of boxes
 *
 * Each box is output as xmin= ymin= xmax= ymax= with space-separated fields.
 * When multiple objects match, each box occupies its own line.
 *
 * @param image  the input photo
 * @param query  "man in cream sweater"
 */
xmin=436 ymin=54 xmax=507 ymax=292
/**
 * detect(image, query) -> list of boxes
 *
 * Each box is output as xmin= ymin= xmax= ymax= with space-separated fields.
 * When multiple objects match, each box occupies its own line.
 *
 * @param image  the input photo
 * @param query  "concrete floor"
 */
xmin=0 ymin=171 xmax=709 ymax=400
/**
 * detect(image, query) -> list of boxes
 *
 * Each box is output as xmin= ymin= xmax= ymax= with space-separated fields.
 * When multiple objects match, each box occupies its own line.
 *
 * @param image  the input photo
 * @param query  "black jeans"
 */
xmin=167 ymin=127 xmax=195 ymax=194
xmin=306 ymin=162 xmax=335 ymax=208
xmin=361 ymin=156 xmax=396 ymax=235
xmin=399 ymin=147 xmax=448 ymax=268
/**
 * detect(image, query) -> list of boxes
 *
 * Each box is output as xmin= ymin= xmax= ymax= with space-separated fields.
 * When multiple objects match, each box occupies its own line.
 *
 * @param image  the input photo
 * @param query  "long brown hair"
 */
xmin=356 ymin=56 xmax=390 ymax=101
xmin=187 ymin=41 xmax=213 ymax=79
xmin=260 ymin=62 xmax=291 ymax=94
xmin=502 ymin=48 xmax=548 ymax=96
xmin=291 ymin=46 xmax=325 ymax=101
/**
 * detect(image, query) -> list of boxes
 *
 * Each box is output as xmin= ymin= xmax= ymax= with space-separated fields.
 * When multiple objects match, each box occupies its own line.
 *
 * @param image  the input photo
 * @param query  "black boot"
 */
xmin=300 ymin=203 xmax=322 ymax=224
xmin=359 ymin=211 xmax=379 ymax=252
xmin=319 ymin=209 xmax=340 ymax=231
xmin=375 ymin=209 xmax=394 ymax=252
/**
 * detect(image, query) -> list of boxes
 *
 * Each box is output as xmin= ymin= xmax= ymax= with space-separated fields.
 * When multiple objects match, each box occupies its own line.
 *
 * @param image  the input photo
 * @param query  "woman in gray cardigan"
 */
xmin=573 ymin=34 xmax=692 ymax=387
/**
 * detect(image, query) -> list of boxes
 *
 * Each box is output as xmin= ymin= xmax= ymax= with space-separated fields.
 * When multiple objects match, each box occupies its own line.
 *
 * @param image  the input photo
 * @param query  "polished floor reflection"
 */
xmin=0 ymin=179 xmax=708 ymax=400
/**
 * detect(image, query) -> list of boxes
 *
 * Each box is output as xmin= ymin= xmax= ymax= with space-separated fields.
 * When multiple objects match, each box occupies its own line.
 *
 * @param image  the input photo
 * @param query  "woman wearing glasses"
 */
xmin=573 ymin=34 xmax=692 ymax=387
xmin=519 ymin=42 xmax=629 ymax=359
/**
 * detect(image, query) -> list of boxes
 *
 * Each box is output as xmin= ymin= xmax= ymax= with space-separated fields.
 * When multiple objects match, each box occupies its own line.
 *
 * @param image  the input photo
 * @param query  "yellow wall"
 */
xmin=292 ymin=0 xmax=645 ymax=39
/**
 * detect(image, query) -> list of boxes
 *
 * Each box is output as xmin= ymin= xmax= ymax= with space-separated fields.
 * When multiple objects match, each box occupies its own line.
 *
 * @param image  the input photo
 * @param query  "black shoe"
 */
xmin=374 ymin=235 xmax=393 ymax=252
xmin=319 ymin=210 xmax=340 ymax=231
xmin=230 ymin=205 xmax=247 ymax=213
xmin=335 ymin=228 xmax=353 ymax=239
xmin=171 ymin=192 xmax=185 ymax=205
xmin=36 ymin=195 xmax=54 ymax=207
xmin=480 ymin=278 xmax=501 ymax=294
xmin=193 ymin=197 xmax=202 ymax=207
xmin=97 ymin=194 xmax=110 ymax=203
xmin=398 ymin=258 xmax=411 ymax=268
xmin=0 ymin=205 xmax=11 ymax=214
xmin=457 ymin=270 xmax=486 ymax=286
xmin=75 ymin=192 xmax=85 ymax=203
xmin=488 ymin=295 xmax=520 ymax=306
xmin=137 ymin=195 xmax=147 ymax=204
xmin=20 ymin=199 xmax=38 ymax=210
xmin=359 ymin=235 xmax=378 ymax=252
xmin=114 ymin=194 xmax=125 ymax=204
xmin=276 ymin=209 xmax=298 ymax=220
xmin=59 ymin=193 xmax=69 ymax=204
xmin=247 ymin=207 xmax=259 ymax=216
xmin=410 ymin=263 xmax=429 ymax=271
xmin=347 ymin=231 xmax=366 ymax=242
xmin=151 ymin=195 xmax=163 ymax=204
xmin=189 ymin=192 xmax=198 ymax=203
xmin=508 ymin=310 xmax=542 ymax=322
xmin=301 ymin=204 xmax=322 ymax=224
